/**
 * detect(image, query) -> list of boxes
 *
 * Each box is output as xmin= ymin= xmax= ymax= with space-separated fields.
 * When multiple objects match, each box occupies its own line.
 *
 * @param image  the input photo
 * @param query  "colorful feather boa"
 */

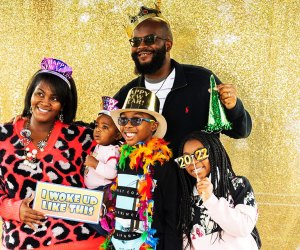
xmin=100 ymin=138 xmax=172 ymax=250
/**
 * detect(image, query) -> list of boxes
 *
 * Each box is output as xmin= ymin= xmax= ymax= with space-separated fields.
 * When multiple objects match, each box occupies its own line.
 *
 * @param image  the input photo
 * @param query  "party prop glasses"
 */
xmin=129 ymin=34 xmax=168 ymax=47
xmin=175 ymin=147 xmax=209 ymax=169
xmin=118 ymin=117 xmax=155 ymax=126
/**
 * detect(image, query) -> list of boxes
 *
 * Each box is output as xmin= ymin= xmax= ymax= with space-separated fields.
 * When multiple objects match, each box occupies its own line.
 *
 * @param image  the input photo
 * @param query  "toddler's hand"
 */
xmin=84 ymin=155 xmax=98 ymax=169
xmin=196 ymin=177 xmax=213 ymax=202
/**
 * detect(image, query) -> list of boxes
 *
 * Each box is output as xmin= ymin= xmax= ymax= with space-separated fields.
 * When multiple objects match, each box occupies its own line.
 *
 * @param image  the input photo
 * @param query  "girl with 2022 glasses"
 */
xmin=0 ymin=58 xmax=104 ymax=249
xmin=176 ymin=131 xmax=261 ymax=250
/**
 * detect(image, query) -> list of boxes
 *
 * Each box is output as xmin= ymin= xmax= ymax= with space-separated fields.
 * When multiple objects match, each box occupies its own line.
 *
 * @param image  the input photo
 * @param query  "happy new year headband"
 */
xmin=37 ymin=58 xmax=72 ymax=89
xmin=99 ymin=96 xmax=119 ymax=116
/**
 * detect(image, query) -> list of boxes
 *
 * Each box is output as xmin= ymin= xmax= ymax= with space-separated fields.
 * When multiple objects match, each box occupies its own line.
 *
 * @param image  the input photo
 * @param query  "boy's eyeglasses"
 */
xmin=118 ymin=117 xmax=156 ymax=126
xmin=129 ymin=34 xmax=168 ymax=47
xmin=174 ymin=147 xmax=209 ymax=169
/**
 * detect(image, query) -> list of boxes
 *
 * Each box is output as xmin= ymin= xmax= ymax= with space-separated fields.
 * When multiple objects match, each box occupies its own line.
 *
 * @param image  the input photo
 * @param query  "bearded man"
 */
xmin=114 ymin=6 xmax=252 ymax=155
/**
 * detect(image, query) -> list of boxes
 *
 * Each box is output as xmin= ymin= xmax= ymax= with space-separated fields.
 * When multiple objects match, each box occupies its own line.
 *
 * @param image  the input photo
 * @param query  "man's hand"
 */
xmin=217 ymin=83 xmax=237 ymax=110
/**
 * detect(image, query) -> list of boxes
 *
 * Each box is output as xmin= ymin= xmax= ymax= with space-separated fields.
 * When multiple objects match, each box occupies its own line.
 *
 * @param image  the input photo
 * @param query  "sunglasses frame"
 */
xmin=175 ymin=147 xmax=209 ymax=169
xmin=118 ymin=117 xmax=156 ymax=127
xmin=129 ymin=34 xmax=168 ymax=47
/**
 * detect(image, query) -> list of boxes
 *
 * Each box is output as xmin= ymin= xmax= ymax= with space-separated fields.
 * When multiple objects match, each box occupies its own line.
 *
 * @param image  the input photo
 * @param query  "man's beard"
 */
xmin=131 ymin=45 xmax=167 ymax=75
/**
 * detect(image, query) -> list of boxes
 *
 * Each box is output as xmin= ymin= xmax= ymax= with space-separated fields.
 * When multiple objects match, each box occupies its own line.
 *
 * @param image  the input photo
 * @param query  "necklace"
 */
xmin=154 ymin=77 xmax=168 ymax=94
xmin=145 ymin=68 xmax=174 ymax=95
xmin=20 ymin=120 xmax=54 ymax=169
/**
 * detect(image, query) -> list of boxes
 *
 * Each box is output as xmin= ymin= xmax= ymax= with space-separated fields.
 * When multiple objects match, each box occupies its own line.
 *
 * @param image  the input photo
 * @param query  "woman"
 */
xmin=0 ymin=58 xmax=104 ymax=249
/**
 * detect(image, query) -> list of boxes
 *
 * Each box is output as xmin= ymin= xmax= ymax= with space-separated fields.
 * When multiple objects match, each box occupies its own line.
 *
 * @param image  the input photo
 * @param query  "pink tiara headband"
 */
xmin=38 ymin=58 xmax=73 ymax=89
xmin=99 ymin=96 xmax=119 ymax=116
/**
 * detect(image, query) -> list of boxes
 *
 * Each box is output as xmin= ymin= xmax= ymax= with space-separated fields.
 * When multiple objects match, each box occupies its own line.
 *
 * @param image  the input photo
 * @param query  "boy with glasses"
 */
xmin=105 ymin=87 xmax=181 ymax=249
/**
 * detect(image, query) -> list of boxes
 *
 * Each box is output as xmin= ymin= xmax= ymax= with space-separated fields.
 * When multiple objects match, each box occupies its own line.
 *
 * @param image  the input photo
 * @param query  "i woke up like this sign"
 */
xmin=33 ymin=182 xmax=103 ymax=223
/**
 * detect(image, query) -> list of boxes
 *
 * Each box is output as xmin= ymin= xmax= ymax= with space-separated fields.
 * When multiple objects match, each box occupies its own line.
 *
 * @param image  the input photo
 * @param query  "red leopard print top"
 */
xmin=0 ymin=119 xmax=103 ymax=249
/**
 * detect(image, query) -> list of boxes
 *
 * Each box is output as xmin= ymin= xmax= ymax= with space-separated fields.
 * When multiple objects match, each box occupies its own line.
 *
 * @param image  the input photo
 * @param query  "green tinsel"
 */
xmin=205 ymin=75 xmax=232 ymax=133
xmin=141 ymin=231 xmax=148 ymax=241
xmin=118 ymin=144 xmax=135 ymax=170
xmin=148 ymin=215 xmax=153 ymax=223
xmin=100 ymin=237 xmax=111 ymax=250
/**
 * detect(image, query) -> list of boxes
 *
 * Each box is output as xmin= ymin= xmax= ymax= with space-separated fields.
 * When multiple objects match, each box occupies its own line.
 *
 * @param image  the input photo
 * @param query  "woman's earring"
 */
xmin=59 ymin=111 xmax=64 ymax=122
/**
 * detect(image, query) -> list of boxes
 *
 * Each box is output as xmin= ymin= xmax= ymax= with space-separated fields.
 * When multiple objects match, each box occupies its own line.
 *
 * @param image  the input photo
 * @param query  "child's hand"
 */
xmin=196 ymin=177 xmax=213 ymax=202
xmin=84 ymin=155 xmax=98 ymax=169
xmin=7 ymin=115 xmax=27 ymax=125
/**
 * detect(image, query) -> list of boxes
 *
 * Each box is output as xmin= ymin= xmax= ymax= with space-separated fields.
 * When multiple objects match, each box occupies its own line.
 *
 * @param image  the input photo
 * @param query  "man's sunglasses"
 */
xmin=118 ymin=117 xmax=156 ymax=126
xmin=129 ymin=34 xmax=168 ymax=47
xmin=174 ymin=147 xmax=209 ymax=169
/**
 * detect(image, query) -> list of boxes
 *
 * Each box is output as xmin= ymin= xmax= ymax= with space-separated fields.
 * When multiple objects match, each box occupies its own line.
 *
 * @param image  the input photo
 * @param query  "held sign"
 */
xmin=33 ymin=182 xmax=103 ymax=224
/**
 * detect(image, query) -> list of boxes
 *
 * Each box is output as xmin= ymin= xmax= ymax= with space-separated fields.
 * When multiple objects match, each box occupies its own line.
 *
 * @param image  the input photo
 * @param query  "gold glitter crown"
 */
xmin=126 ymin=5 xmax=169 ymax=38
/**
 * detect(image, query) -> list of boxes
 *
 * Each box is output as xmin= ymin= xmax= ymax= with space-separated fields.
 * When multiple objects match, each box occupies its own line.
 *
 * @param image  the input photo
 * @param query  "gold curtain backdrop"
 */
xmin=0 ymin=1 xmax=299 ymax=249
